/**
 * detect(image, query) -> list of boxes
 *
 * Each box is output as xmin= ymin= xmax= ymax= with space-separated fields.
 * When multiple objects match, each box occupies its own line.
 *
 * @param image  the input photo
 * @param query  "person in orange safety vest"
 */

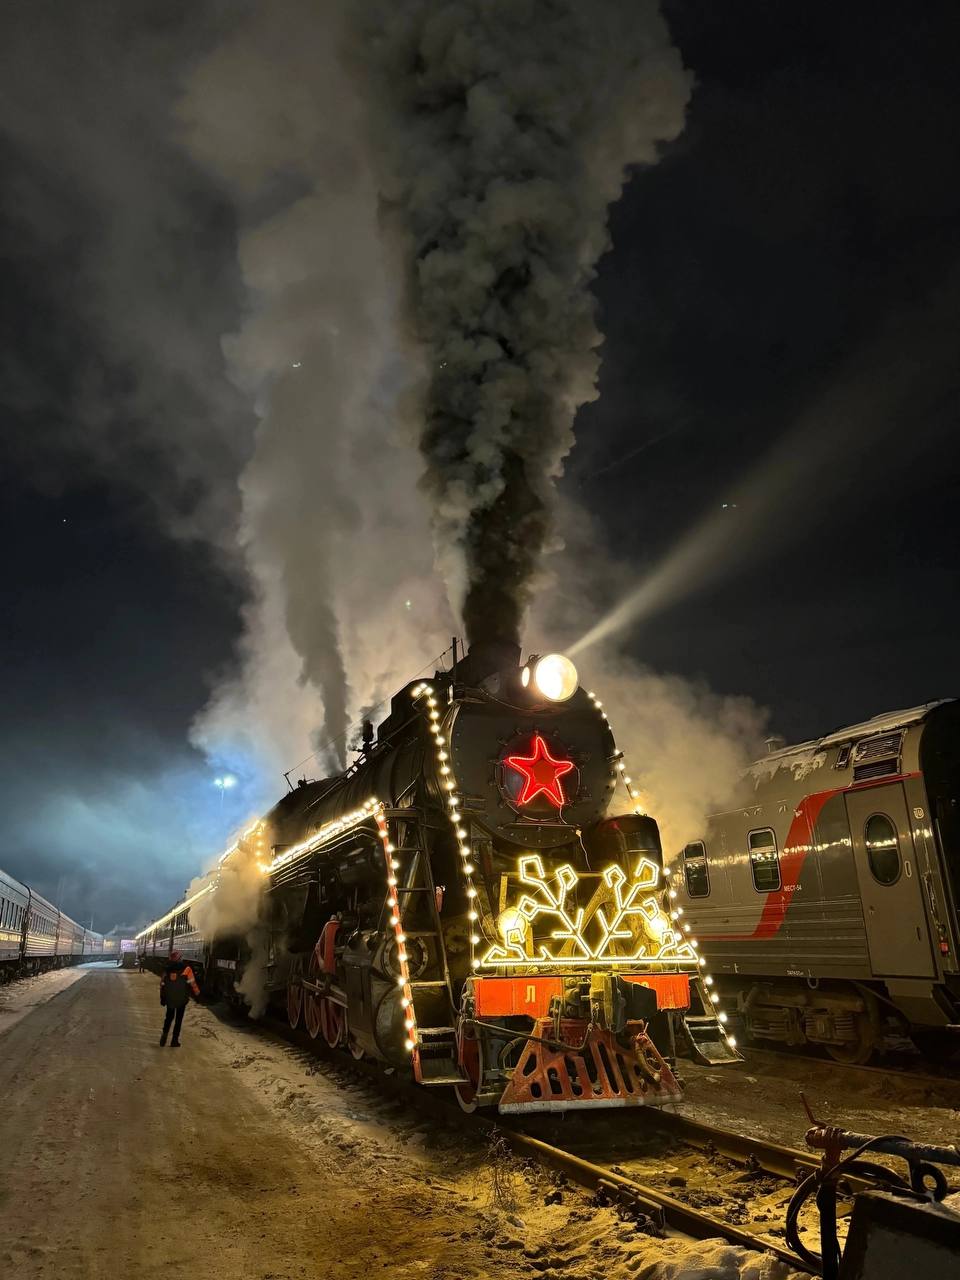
xmin=159 ymin=950 xmax=200 ymax=1048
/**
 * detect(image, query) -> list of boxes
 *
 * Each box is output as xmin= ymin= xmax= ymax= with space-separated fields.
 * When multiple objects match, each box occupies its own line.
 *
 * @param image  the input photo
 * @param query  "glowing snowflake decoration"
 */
xmin=480 ymin=854 xmax=698 ymax=969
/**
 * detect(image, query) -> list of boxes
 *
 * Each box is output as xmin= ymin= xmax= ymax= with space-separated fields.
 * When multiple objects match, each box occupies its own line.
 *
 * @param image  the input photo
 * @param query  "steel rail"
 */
xmin=242 ymin=1006 xmax=817 ymax=1272
xmin=643 ymin=1108 xmax=822 ymax=1182
xmin=483 ymin=1118 xmax=816 ymax=1274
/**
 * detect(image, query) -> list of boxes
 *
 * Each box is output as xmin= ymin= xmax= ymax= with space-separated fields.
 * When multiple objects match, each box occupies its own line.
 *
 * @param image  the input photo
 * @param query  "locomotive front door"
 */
xmin=845 ymin=784 xmax=934 ymax=978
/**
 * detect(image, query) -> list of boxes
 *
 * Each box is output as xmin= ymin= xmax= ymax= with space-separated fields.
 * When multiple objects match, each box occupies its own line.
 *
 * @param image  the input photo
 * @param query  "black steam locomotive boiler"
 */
xmin=141 ymin=643 xmax=726 ymax=1113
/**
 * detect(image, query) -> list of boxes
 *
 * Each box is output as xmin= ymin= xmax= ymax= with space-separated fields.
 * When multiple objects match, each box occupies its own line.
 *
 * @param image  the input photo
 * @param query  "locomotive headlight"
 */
xmin=497 ymin=907 xmax=528 ymax=945
xmin=525 ymin=653 xmax=578 ymax=702
xmin=643 ymin=909 xmax=669 ymax=941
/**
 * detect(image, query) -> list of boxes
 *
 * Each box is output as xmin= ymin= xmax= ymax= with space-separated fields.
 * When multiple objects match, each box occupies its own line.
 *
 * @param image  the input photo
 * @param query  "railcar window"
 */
xmin=682 ymin=842 xmax=710 ymax=897
xmin=748 ymin=828 xmax=781 ymax=892
xmin=864 ymin=814 xmax=901 ymax=885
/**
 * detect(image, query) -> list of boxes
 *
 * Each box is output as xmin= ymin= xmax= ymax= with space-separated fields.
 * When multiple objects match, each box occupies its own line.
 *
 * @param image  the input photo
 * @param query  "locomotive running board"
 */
xmin=497 ymin=1018 xmax=683 ymax=1113
xmin=683 ymin=976 xmax=744 ymax=1065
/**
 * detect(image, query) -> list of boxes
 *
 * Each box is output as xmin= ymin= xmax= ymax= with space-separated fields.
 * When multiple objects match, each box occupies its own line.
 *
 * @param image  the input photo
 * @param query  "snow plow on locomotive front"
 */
xmin=259 ymin=642 xmax=732 ymax=1114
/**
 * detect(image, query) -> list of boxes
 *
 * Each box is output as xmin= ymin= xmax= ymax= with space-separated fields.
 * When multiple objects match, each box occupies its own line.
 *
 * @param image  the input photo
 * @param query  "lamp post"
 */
xmin=214 ymin=775 xmax=236 ymax=811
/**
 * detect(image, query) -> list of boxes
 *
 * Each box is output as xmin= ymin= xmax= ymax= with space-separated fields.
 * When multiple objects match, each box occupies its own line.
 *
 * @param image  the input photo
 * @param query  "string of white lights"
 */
xmin=411 ymin=682 xmax=481 ymax=977
xmin=264 ymin=799 xmax=381 ymax=874
xmin=374 ymin=805 xmax=419 ymax=1056
xmin=586 ymin=688 xmax=737 ymax=1051
xmin=134 ymin=882 xmax=216 ymax=940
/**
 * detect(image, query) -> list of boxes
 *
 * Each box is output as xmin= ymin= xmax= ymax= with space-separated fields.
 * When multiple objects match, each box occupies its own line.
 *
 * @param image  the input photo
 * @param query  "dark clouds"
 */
xmin=0 ymin=0 xmax=252 ymax=544
xmin=0 ymin=1 xmax=254 ymax=926
xmin=0 ymin=481 xmax=246 ymax=928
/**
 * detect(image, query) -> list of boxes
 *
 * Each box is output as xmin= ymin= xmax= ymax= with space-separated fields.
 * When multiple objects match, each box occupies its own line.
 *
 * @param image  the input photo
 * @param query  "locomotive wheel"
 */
xmin=454 ymin=1024 xmax=485 ymax=1114
xmin=825 ymin=996 xmax=879 ymax=1065
xmin=303 ymin=948 xmax=323 ymax=1040
xmin=287 ymin=955 xmax=303 ymax=1030
xmin=319 ymin=997 xmax=345 ymax=1049
xmin=825 ymin=1031 xmax=874 ymax=1065
xmin=347 ymin=1034 xmax=365 ymax=1060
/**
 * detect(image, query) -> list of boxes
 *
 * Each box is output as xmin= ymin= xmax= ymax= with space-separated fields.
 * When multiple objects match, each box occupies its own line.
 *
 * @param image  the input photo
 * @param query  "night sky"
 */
xmin=2 ymin=1 xmax=958 ymax=927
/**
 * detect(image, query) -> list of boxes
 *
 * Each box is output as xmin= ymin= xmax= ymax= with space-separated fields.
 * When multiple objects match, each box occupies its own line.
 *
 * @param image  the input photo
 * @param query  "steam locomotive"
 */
xmin=0 ymin=867 xmax=118 ymax=978
xmin=138 ymin=643 xmax=731 ymax=1113
xmin=672 ymin=700 xmax=960 ymax=1063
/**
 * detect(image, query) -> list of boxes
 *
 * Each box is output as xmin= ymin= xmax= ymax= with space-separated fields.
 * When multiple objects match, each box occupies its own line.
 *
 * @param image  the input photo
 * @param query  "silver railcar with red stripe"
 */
xmin=673 ymin=700 xmax=960 ymax=1061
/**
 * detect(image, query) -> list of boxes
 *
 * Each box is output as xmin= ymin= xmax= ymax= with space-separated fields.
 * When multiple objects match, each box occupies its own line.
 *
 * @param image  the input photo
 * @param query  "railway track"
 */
xmin=488 ymin=1110 xmax=819 ymax=1273
xmin=242 ymin=1004 xmax=826 ymax=1271
xmin=742 ymin=1045 xmax=960 ymax=1092
xmin=215 ymin=1000 xmax=960 ymax=1275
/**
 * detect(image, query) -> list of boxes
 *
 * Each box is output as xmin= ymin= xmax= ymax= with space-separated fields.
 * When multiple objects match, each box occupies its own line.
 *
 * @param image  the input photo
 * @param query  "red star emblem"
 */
xmin=505 ymin=734 xmax=575 ymax=808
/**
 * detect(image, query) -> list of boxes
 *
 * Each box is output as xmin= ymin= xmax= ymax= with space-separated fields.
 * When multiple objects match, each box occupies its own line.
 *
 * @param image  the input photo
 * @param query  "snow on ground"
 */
xmin=195 ymin=1002 xmax=807 ymax=1280
xmin=677 ymin=1049 xmax=960 ymax=1152
xmin=0 ymin=964 xmax=93 ymax=1036
xmin=14 ymin=964 xmax=951 ymax=1278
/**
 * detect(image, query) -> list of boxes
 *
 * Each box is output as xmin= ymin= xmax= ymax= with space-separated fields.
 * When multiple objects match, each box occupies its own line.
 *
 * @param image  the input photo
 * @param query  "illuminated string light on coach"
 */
xmin=135 ymin=882 xmax=215 ymax=939
xmin=266 ymin=798 xmax=381 ymax=874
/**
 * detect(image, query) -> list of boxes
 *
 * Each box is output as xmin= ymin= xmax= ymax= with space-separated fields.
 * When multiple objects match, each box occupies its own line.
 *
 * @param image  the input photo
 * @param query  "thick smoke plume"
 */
xmin=361 ymin=1 xmax=691 ymax=647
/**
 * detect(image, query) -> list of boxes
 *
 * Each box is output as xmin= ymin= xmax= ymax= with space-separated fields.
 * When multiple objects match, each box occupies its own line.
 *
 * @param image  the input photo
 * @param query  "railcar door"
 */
xmin=845 ymin=784 xmax=934 ymax=977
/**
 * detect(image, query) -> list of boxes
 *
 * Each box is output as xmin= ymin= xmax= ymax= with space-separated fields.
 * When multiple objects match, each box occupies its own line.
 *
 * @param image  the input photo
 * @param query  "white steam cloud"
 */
xmin=178 ymin=2 xmax=454 ymax=778
xmin=587 ymin=658 xmax=767 ymax=856
xmin=186 ymin=843 xmax=271 ymax=1016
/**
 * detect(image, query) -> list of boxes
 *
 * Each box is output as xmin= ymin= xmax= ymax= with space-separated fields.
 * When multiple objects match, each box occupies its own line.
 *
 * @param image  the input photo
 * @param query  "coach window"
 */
xmin=865 ymin=814 xmax=901 ymax=885
xmin=748 ymin=828 xmax=781 ymax=892
xmin=682 ymin=842 xmax=710 ymax=898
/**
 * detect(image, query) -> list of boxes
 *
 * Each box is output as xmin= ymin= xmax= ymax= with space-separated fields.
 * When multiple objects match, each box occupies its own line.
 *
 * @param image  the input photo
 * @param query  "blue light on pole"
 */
xmin=214 ymin=775 xmax=237 ymax=809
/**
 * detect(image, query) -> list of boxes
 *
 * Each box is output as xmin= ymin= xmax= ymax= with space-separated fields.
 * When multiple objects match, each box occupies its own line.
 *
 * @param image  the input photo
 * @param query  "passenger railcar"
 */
xmin=138 ymin=644 xmax=733 ymax=1113
xmin=0 ymin=868 xmax=113 ymax=979
xmin=672 ymin=701 xmax=960 ymax=1062
xmin=138 ymin=893 xmax=208 ymax=979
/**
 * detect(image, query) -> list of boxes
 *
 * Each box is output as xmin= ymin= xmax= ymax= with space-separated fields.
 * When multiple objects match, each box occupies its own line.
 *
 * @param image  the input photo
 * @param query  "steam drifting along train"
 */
xmin=138 ymin=643 xmax=733 ymax=1113
xmin=672 ymin=701 xmax=960 ymax=1063
xmin=0 ymin=867 xmax=118 ymax=979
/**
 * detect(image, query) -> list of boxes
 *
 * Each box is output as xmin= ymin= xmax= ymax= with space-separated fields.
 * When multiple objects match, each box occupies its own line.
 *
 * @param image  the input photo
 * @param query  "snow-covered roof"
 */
xmin=755 ymin=700 xmax=952 ymax=768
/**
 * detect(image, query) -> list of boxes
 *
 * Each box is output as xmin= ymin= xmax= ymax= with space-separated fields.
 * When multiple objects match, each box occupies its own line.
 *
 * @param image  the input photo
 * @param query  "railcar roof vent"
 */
xmin=851 ymin=731 xmax=902 ymax=782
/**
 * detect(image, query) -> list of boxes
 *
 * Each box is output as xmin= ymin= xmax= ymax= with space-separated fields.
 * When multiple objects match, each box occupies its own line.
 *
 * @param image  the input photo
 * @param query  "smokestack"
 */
xmin=453 ymin=639 xmax=522 ymax=688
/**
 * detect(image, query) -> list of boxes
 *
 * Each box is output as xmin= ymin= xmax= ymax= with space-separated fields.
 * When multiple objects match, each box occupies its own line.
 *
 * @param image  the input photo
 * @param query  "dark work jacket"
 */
xmin=160 ymin=960 xmax=199 ymax=1009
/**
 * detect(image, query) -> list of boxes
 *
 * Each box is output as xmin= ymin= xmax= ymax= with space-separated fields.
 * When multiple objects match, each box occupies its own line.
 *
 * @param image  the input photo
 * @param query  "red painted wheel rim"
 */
xmin=304 ymin=948 xmax=322 ymax=1039
xmin=287 ymin=955 xmax=303 ymax=1029
xmin=455 ymin=1027 xmax=482 ymax=1111
xmin=319 ymin=997 xmax=345 ymax=1048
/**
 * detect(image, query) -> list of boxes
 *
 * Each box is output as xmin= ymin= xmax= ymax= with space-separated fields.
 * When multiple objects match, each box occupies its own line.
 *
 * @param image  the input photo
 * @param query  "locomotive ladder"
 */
xmin=682 ymin=973 xmax=744 ymax=1065
xmin=384 ymin=808 xmax=465 ymax=1086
